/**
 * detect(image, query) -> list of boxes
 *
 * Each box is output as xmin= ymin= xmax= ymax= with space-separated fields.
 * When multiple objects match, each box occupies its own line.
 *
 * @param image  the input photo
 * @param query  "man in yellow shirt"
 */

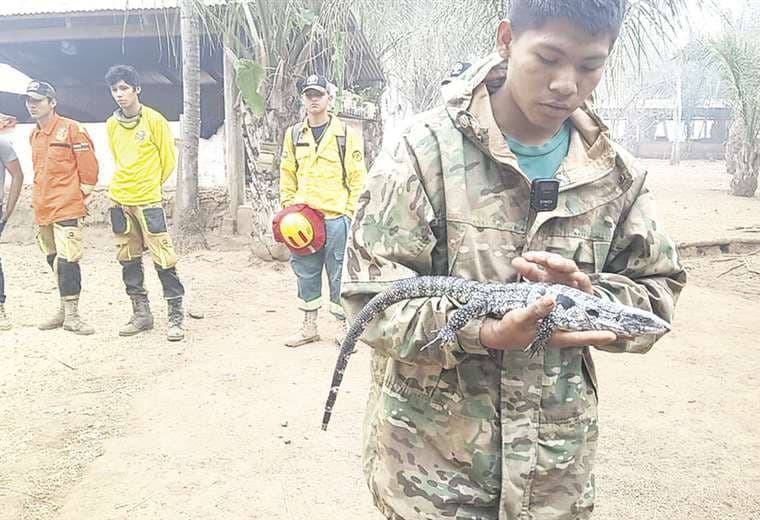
xmin=105 ymin=64 xmax=185 ymax=342
xmin=279 ymin=74 xmax=367 ymax=347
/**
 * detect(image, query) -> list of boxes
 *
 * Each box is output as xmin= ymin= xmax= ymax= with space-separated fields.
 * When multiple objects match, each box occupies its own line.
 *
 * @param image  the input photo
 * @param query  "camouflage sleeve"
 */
xmin=590 ymin=177 xmax=687 ymax=353
xmin=341 ymin=135 xmax=488 ymax=369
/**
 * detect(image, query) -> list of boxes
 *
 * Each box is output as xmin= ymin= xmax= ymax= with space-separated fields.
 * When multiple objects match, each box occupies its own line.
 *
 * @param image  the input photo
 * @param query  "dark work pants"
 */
xmin=0 ymin=258 xmax=5 ymax=304
xmin=120 ymin=258 xmax=185 ymax=300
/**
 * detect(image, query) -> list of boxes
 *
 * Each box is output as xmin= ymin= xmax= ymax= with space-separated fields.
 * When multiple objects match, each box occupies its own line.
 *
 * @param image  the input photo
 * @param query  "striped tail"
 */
xmin=321 ymin=276 xmax=477 ymax=430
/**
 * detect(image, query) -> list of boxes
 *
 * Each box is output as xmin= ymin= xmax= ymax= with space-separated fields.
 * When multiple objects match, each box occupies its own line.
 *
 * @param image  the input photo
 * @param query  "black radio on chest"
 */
xmin=529 ymin=178 xmax=560 ymax=212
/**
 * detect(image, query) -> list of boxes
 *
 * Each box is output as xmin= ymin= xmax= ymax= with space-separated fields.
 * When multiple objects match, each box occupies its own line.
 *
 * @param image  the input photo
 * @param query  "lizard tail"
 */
xmin=322 ymin=276 xmax=469 ymax=430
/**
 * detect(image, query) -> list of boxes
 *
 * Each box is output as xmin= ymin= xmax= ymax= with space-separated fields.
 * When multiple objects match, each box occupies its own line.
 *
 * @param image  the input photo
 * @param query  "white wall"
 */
xmin=1 ymin=120 xmax=227 ymax=190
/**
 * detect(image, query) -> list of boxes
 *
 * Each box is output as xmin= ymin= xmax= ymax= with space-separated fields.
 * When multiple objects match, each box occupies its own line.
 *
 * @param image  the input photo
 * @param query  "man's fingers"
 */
xmin=549 ymin=330 xmax=617 ymax=348
xmin=514 ymin=254 xmax=588 ymax=290
xmin=523 ymin=251 xmax=579 ymax=274
xmin=570 ymin=271 xmax=594 ymax=294
xmin=504 ymin=294 xmax=555 ymax=326
xmin=511 ymin=256 xmax=545 ymax=282
xmin=529 ymin=294 xmax=555 ymax=319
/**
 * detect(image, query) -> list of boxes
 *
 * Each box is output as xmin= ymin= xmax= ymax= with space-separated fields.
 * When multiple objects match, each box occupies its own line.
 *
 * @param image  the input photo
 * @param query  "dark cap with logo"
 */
xmin=24 ymin=80 xmax=57 ymax=100
xmin=449 ymin=61 xmax=472 ymax=78
xmin=300 ymin=74 xmax=329 ymax=94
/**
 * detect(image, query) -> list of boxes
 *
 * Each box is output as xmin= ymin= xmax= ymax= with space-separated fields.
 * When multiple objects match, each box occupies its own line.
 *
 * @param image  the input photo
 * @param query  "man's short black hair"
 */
xmin=105 ymin=64 xmax=141 ymax=88
xmin=510 ymin=0 xmax=626 ymax=42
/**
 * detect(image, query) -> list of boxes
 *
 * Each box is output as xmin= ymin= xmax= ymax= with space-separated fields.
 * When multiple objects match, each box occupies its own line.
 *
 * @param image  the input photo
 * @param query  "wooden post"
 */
xmin=223 ymin=44 xmax=245 ymax=233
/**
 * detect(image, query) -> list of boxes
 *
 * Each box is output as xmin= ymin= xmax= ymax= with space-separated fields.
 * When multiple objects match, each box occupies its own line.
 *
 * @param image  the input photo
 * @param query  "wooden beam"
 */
xmin=223 ymin=44 xmax=245 ymax=232
xmin=0 ymin=22 xmax=179 ymax=44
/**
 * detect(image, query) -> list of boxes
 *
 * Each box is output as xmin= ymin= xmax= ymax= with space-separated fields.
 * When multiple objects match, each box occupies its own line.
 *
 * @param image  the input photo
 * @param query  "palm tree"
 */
xmin=700 ymin=29 xmax=760 ymax=196
xmin=175 ymin=0 xmax=208 ymax=250
xmin=194 ymin=0 xmax=378 ymax=258
xmin=192 ymin=0 xmax=702 ymax=255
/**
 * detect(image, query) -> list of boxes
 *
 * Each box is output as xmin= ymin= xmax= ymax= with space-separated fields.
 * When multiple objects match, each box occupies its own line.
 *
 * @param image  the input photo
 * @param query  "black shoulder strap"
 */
xmin=291 ymin=123 xmax=303 ymax=170
xmin=291 ymin=120 xmax=349 ymax=193
xmin=336 ymin=121 xmax=349 ymax=194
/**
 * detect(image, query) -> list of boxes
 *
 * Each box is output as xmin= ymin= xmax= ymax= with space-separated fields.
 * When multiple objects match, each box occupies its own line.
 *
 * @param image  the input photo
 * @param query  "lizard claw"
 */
xmin=421 ymin=338 xmax=441 ymax=351
xmin=524 ymin=340 xmax=544 ymax=358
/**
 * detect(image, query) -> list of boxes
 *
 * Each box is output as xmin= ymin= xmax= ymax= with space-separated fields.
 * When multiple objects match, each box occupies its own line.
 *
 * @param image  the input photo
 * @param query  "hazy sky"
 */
xmin=0 ymin=0 xmax=752 ymax=95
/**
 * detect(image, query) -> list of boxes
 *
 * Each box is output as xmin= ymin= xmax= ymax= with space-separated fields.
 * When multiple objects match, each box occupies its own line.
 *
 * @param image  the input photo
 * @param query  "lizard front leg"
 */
xmin=525 ymin=312 xmax=557 ymax=357
xmin=422 ymin=295 xmax=490 ymax=351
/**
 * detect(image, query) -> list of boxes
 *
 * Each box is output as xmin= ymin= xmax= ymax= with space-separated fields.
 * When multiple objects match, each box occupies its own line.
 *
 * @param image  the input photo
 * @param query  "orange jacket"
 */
xmin=30 ymin=113 xmax=99 ymax=225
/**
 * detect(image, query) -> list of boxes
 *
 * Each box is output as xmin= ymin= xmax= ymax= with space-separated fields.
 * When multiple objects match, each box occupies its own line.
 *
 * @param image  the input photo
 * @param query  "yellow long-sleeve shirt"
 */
xmin=279 ymin=115 xmax=367 ymax=218
xmin=107 ymin=105 xmax=176 ymax=206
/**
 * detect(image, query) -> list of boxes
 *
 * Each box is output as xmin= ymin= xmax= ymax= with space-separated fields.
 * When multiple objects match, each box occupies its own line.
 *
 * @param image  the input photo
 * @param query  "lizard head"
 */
xmin=545 ymin=285 xmax=672 ymax=337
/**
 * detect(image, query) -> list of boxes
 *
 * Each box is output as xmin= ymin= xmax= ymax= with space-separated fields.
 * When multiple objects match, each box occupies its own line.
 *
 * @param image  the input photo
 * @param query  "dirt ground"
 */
xmin=1 ymin=159 xmax=759 ymax=520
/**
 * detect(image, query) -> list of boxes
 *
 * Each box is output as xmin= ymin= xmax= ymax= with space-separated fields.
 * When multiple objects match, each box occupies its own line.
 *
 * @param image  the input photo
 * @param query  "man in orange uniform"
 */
xmin=25 ymin=80 xmax=99 ymax=335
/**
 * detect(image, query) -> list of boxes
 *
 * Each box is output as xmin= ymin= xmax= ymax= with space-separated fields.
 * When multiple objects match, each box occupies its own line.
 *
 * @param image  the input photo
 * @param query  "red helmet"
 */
xmin=272 ymin=204 xmax=326 ymax=255
xmin=280 ymin=211 xmax=314 ymax=249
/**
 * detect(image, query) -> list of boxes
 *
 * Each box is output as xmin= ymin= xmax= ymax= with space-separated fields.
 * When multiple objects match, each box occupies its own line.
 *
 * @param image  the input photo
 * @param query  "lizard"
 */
xmin=322 ymin=275 xmax=672 ymax=430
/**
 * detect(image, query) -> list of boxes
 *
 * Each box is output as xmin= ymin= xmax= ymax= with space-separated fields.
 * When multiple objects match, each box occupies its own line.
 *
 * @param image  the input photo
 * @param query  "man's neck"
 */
xmin=122 ymin=101 xmax=142 ymax=118
xmin=307 ymin=112 xmax=329 ymax=127
xmin=490 ymin=84 xmax=560 ymax=146
xmin=37 ymin=111 xmax=54 ymax=129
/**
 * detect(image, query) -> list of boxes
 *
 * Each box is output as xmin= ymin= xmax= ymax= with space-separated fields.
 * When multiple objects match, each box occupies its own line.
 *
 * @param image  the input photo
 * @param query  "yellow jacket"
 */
xmin=279 ymin=115 xmax=367 ymax=218
xmin=107 ymin=105 xmax=176 ymax=206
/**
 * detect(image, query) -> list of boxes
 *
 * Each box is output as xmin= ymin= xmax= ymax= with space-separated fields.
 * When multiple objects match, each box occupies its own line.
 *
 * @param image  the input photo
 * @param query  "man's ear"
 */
xmin=50 ymin=98 xmax=58 ymax=109
xmin=496 ymin=19 xmax=514 ymax=60
xmin=135 ymin=86 xmax=142 ymax=96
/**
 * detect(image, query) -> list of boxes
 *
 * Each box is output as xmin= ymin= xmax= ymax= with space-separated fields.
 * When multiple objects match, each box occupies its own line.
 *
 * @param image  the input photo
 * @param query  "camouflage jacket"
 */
xmin=342 ymin=53 xmax=686 ymax=520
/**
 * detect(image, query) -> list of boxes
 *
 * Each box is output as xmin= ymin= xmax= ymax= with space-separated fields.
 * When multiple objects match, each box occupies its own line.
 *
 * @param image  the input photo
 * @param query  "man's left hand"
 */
xmin=82 ymin=192 xmax=92 ymax=215
xmin=512 ymin=251 xmax=594 ymax=294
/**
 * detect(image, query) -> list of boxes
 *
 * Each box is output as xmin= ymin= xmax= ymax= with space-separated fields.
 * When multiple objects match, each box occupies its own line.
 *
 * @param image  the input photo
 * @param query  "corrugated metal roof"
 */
xmin=0 ymin=0 xmax=222 ymax=17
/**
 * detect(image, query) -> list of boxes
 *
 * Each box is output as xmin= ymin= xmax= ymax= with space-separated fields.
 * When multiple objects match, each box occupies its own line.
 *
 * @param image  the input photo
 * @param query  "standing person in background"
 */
xmin=25 ymin=80 xmax=99 ymax=336
xmin=278 ymin=74 xmax=367 ymax=348
xmin=0 ymin=125 xmax=25 ymax=331
xmin=105 ymin=64 xmax=187 ymax=342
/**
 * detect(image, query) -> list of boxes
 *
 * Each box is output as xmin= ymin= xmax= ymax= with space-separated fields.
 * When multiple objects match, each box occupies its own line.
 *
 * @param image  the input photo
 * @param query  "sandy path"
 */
xmin=0 ymin=160 xmax=758 ymax=520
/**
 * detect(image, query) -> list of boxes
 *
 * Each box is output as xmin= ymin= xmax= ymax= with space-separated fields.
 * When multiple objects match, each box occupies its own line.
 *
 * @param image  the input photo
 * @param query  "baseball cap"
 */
xmin=300 ymin=74 xmax=329 ymax=94
xmin=24 ymin=80 xmax=57 ymax=101
xmin=449 ymin=61 xmax=472 ymax=78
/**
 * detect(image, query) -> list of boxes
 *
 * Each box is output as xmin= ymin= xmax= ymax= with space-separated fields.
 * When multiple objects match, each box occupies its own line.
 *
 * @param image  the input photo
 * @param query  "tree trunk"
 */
xmin=240 ymin=58 xmax=303 ymax=261
xmin=730 ymin=143 xmax=760 ymax=197
xmin=726 ymin=118 xmax=743 ymax=175
xmin=175 ymin=0 xmax=207 ymax=251
xmin=241 ymin=107 xmax=288 ymax=261
xmin=223 ymin=43 xmax=245 ymax=233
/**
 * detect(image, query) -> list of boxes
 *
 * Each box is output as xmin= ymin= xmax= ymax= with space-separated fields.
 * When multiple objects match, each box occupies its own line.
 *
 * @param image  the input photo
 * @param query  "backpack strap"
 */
xmin=291 ymin=119 xmax=350 ymax=194
xmin=290 ymin=122 xmax=304 ymax=170
xmin=335 ymin=121 xmax=350 ymax=194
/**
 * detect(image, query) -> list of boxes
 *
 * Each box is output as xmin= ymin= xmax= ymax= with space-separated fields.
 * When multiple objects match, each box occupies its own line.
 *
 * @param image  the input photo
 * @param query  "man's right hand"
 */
xmin=479 ymin=294 xmax=618 ymax=351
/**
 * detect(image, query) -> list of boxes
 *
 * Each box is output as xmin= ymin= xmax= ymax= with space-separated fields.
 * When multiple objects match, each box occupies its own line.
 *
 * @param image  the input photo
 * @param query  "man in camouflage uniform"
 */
xmin=342 ymin=2 xmax=686 ymax=519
